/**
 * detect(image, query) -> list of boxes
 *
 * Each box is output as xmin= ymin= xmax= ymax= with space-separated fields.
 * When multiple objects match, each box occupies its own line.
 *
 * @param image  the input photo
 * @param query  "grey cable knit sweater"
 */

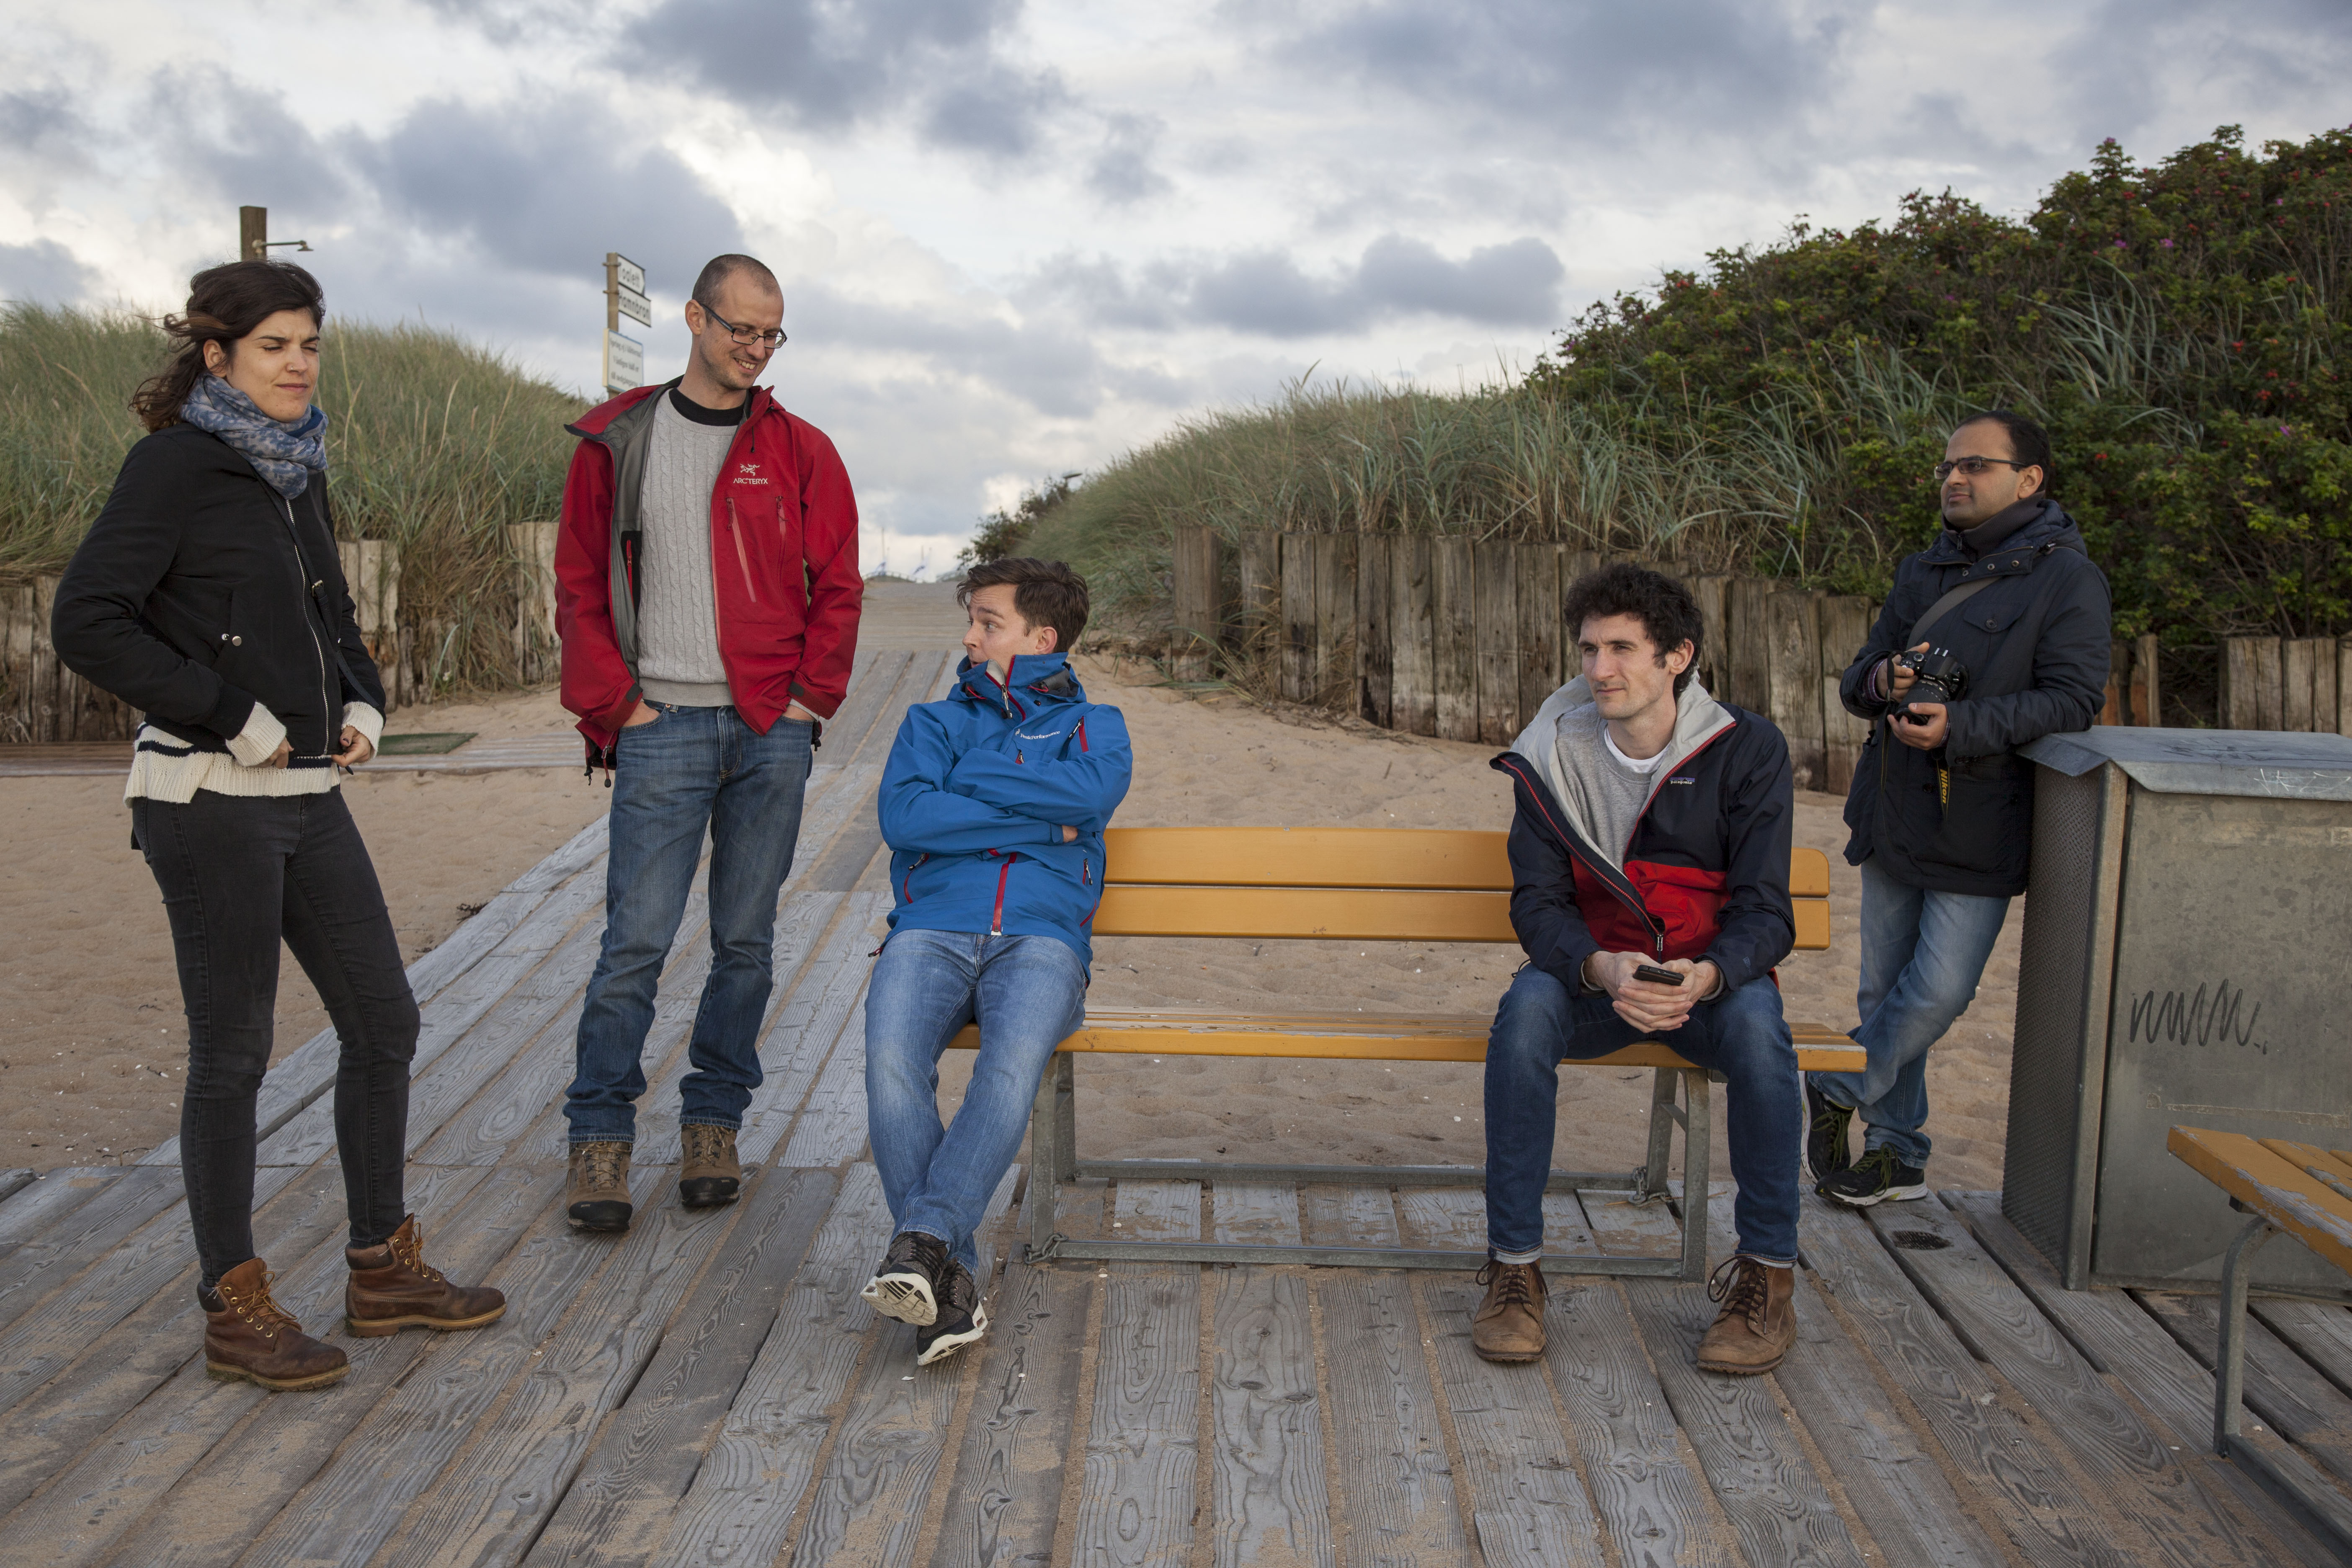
xmin=636 ymin=393 xmax=740 ymax=706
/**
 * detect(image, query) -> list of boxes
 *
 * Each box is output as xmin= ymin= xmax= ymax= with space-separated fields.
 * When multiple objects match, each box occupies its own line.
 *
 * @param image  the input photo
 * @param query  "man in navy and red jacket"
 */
xmin=553 ymin=253 xmax=861 ymax=1234
xmin=1475 ymin=564 xmax=1802 ymax=1375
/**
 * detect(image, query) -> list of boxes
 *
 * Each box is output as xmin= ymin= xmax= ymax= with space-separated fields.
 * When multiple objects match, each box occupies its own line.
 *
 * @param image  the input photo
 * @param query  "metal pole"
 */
xmin=1680 ymin=1068 xmax=1712 ymax=1281
xmin=2214 ymin=1210 xmax=2276 ymax=1456
xmin=240 ymin=206 xmax=267 ymax=261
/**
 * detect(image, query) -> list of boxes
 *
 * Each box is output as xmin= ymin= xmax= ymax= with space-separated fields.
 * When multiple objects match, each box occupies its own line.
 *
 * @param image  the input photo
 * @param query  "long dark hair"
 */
xmin=129 ymin=260 xmax=326 ymax=433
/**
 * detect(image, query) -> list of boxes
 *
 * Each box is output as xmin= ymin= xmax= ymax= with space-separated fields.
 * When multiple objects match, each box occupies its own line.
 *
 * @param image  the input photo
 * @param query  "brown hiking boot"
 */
xmin=1470 ymin=1259 xmax=1547 ymax=1362
xmin=1696 ymin=1256 xmax=1797 ymax=1375
xmin=566 ymin=1141 xmax=634 ymax=1232
xmin=346 ymin=1215 xmax=507 ymax=1337
xmin=203 ymin=1256 xmax=348 ymax=1391
xmin=679 ymin=1124 xmax=742 ymax=1209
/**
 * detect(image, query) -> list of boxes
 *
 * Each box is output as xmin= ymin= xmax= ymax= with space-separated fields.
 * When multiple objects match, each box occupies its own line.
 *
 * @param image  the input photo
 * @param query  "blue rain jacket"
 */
xmin=877 ymin=652 xmax=1133 ymax=969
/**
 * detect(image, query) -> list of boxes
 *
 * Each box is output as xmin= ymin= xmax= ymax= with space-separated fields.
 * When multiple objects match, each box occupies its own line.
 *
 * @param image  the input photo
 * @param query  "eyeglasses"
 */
xmin=697 ymin=303 xmax=787 ymax=349
xmin=1934 ymin=456 xmax=2033 ymax=482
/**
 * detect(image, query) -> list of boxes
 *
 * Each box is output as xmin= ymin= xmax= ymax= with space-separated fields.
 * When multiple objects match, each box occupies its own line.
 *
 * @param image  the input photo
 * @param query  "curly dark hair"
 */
xmin=129 ymin=260 xmax=325 ymax=433
xmin=958 ymin=557 xmax=1090 ymax=650
xmin=1561 ymin=563 xmax=1705 ymax=696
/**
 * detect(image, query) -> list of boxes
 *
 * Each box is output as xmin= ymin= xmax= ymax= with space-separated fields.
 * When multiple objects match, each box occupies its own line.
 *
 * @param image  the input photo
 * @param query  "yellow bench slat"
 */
xmin=1093 ymin=884 xmax=1830 ymax=951
xmin=2169 ymin=1125 xmax=2352 ymax=1277
xmin=946 ymin=1016 xmax=1863 ymax=1073
xmin=1101 ymin=827 xmax=1831 ymax=899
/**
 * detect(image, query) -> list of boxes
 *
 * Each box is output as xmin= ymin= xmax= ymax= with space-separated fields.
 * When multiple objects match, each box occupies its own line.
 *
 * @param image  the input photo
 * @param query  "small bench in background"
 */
xmin=947 ymin=826 xmax=1865 ymax=1282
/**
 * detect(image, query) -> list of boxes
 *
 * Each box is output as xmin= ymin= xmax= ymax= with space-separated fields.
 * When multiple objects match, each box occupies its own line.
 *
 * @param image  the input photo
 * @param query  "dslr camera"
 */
xmin=1894 ymin=646 xmax=1967 ymax=726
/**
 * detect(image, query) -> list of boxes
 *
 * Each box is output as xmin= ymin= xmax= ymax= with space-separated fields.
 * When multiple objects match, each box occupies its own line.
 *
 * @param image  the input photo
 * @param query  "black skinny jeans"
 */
xmin=132 ymin=789 xmax=417 ymax=1288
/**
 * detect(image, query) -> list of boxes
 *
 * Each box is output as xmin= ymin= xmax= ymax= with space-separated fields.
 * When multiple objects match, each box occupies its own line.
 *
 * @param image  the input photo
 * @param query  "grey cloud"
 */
xmin=0 ymin=90 xmax=88 ymax=160
xmin=1038 ymin=235 xmax=1564 ymax=338
xmin=2046 ymin=0 xmax=2352 ymax=152
xmin=154 ymin=72 xmax=349 ymax=214
xmin=0 ymin=238 xmax=94 ymax=304
xmin=791 ymin=280 xmax=1131 ymax=418
xmin=622 ymin=0 xmax=1064 ymax=157
xmin=1087 ymin=113 xmax=1171 ymax=205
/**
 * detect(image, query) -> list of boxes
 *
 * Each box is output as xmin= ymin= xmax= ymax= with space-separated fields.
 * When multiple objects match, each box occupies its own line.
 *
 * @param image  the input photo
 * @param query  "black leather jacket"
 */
xmin=52 ymin=424 xmax=384 ymax=761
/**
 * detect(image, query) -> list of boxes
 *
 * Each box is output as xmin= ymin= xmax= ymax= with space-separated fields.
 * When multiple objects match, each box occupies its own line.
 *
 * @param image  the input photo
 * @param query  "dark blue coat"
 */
xmin=1838 ymin=498 xmax=2112 ymax=897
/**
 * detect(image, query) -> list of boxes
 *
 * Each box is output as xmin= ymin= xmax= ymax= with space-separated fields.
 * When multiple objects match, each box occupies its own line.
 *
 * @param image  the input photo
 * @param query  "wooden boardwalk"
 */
xmin=2 ymin=647 xmax=2349 ymax=1567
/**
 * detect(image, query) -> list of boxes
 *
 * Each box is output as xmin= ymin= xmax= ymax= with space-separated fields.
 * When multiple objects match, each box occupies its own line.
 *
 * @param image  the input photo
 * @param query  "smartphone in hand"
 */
xmin=1632 ymin=963 xmax=1685 ymax=986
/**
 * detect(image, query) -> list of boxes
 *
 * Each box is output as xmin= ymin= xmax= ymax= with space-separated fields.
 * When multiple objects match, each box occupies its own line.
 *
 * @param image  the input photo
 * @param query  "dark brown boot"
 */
xmin=567 ymin=1141 xmax=634 ymax=1232
xmin=678 ymin=1124 xmax=742 ymax=1209
xmin=1696 ymin=1256 xmax=1797 ymax=1374
xmin=1470 ymin=1259 xmax=1547 ymax=1362
xmin=345 ymin=1215 xmax=506 ymax=1337
xmin=204 ymin=1257 xmax=348 ymax=1391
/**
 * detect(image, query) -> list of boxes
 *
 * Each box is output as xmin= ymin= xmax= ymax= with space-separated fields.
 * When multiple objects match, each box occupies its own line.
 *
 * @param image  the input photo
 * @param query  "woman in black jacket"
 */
xmin=52 ymin=260 xmax=502 ymax=1391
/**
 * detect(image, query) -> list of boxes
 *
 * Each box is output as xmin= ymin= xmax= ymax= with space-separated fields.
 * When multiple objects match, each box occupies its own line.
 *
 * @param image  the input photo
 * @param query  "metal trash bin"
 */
xmin=2004 ymin=727 xmax=2352 ymax=1297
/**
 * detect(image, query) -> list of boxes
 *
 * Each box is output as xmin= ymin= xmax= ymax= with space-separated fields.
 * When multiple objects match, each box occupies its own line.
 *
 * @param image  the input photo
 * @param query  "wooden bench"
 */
xmin=2168 ymin=1125 xmax=2352 ymax=1457
xmin=946 ymin=827 xmax=1865 ymax=1281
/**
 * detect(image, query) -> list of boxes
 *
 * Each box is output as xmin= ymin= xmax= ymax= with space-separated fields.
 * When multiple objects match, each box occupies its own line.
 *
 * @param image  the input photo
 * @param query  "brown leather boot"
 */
xmin=678 ymin=1124 xmax=742 ymax=1209
xmin=346 ymin=1215 xmax=507 ymax=1337
xmin=566 ymin=1141 xmax=634 ymax=1232
xmin=1696 ymin=1256 xmax=1797 ymax=1374
xmin=204 ymin=1257 xmax=348 ymax=1391
xmin=1470 ymin=1259 xmax=1547 ymax=1362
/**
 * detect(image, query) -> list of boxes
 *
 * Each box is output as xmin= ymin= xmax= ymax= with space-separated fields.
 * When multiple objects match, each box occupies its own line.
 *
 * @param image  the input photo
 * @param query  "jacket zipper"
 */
xmin=990 ymin=855 xmax=1013 ymax=934
xmin=725 ymin=497 xmax=759 ymax=603
xmin=277 ymin=495 xmax=334 ymax=750
xmin=1498 ymin=754 xmax=1666 ymax=954
xmin=902 ymin=852 xmax=927 ymax=902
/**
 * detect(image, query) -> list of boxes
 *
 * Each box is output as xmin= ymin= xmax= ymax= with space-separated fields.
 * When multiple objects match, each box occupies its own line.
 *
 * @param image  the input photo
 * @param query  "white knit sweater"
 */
xmin=124 ymin=701 xmax=385 ymax=803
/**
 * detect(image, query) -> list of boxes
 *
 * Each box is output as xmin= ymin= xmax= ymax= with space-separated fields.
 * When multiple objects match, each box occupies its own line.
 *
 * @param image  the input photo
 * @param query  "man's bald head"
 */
xmin=691 ymin=254 xmax=780 ymax=310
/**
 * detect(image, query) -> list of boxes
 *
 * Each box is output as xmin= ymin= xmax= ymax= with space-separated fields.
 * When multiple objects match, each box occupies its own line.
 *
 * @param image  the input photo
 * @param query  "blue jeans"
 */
xmin=1484 ymin=965 xmax=1802 ymax=1264
xmin=1806 ymin=855 xmax=2009 ymax=1168
xmin=565 ymin=703 xmax=813 ymax=1145
xmin=865 ymin=929 xmax=1086 ymax=1269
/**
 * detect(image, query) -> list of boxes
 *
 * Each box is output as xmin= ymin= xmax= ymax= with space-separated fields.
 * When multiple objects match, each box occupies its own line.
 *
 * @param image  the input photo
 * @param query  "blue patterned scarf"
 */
xmin=179 ymin=374 xmax=328 ymax=499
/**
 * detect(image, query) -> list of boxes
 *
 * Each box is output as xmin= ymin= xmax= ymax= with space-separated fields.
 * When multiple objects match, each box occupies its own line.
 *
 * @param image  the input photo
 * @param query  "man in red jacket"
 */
xmin=554 ymin=253 xmax=861 ymax=1233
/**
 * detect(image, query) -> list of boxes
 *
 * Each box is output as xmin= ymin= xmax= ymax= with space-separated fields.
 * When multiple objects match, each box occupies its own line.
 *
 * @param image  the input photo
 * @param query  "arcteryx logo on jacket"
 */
xmin=1491 ymin=677 xmax=1797 ymax=996
xmin=877 ymin=652 xmax=1134 ymax=970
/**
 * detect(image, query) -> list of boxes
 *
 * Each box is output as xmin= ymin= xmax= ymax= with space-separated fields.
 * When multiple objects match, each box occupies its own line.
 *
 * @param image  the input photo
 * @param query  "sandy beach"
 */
xmin=0 ymin=579 xmax=2022 ymax=1189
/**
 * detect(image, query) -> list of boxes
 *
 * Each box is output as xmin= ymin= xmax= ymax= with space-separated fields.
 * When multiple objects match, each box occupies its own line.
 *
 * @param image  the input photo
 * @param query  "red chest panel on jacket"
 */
xmin=1569 ymin=856 xmax=1730 ymax=960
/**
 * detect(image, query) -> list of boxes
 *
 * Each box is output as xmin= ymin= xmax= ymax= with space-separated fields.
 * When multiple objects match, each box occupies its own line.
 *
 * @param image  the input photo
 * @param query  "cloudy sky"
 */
xmin=4 ymin=1 xmax=2347 ymax=575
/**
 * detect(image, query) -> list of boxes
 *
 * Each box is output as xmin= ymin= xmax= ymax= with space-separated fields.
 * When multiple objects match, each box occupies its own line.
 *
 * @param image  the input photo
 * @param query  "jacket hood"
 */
xmin=1503 ymin=675 xmax=1736 ymax=869
xmin=1921 ymin=496 xmax=2082 ymax=567
xmin=952 ymin=651 xmax=1087 ymax=712
xmin=564 ymin=379 xmax=781 ymax=441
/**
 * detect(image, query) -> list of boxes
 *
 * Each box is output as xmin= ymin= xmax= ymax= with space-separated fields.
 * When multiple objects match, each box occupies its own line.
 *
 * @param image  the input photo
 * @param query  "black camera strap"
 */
xmin=1906 ymin=575 xmax=1999 ymax=647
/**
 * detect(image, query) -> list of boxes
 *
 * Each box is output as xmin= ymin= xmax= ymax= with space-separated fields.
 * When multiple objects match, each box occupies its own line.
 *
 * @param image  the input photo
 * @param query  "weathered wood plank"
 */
xmin=231 ymin=1166 xmax=669 ymax=1568
xmin=1211 ymin=1182 xmax=1302 ymax=1247
xmin=776 ymin=996 xmax=875 ymax=1169
xmin=10 ymin=1166 xmax=484 ymax=1568
xmin=1357 ymin=532 xmax=1394 ymax=726
xmin=1395 ymin=1186 xmax=1486 ymax=1252
xmin=1303 ymin=1185 xmax=1401 ymax=1249
xmin=1868 ymin=1199 xmax=2277 ymax=1568
xmin=926 ymin=1256 xmax=1093 ymax=1568
xmin=1313 ymin=532 xmax=1357 ymax=710
xmin=2135 ymin=1288 xmax=2352 ymax=1489
xmin=1817 ymin=596 xmax=1876 ymax=795
xmin=0 ymin=1167 xmax=120 ymax=1256
xmin=1797 ymin=1194 xmax=2141 ymax=1568
xmin=794 ymin=1172 xmax=1021 ymax=1568
xmin=1542 ymin=1279 xmax=1735 ymax=1568
xmin=0 ymin=1166 xmax=189 ymax=1360
xmin=1472 ymin=538 xmax=1519 ymax=744
xmin=1518 ymin=542 xmax=1564 ymax=732
xmin=1686 ymin=574 xmax=1728 ymax=696
xmin=1280 ymin=532 xmax=1317 ymax=704
xmin=1208 ymin=1266 xmax=1335 ymax=1568
xmin=647 ymin=1163 xmax=893 ymax=1568
xmin=1238 ymin=531 xmax=1281 ymax=651
xmin=2252 ymin=1297 xmax=2352 ymax=1404
xmin=1725 ymin=576 xmax=1773 ymax=715
xmin=1390 ymin=534 xmax=1436 ymax=738
xmin=0 ymin=1169 xmax=36 ymax=1210
xmin=519 ymin=1167 xmax=839 ymax=1568
xmin=742 ymin=895 xmax=892 ymax=1166
xmin=1071 ymin=1180 xmax=1202 ymax=1568
xmin=96 ymin=1164 xmax=560 ymax=1568
xmin=1431 ymin=535 xmax=1478 ymax=743
xmin=1578 ymin=1189 xmax=1683 ymax=1261
xmin=1420 ymin=1275 xmax=1607 ymax=1568
xmin=1766 ymin=588 xmax=1826 ymax=791
xmin=1316 ymin=1271 xmax=1468 ymax=1566
xmin=1170 ymin=526 xmax=1221 ymax=680
xmin=1947 ymin=1191 xmax=2343 ymax=1568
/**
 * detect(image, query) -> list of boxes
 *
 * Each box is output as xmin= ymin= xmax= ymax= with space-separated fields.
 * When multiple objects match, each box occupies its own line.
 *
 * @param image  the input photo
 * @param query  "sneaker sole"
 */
xmin=566 ymin=1203 xmax=634 ymax=1233
xmin=346 ymin=1303 xmax=508 ymax=1338
xmin=916 ymin=1302 xmax=989 ymax=1367
xmin=1826 ymin=1181 xmax=1928 ymax=1209
xmin=1470 ymin=1341 xmax=1545 ymax=1364
xmin=678 ymin=1178 xmax=741 ymax=1210
xmin=1696 ymin=1351 xmax=1788 ymax=1376
xmin=207 ymin=1358 xmax=349 ymax=1392
xmin=861 ymin=1271 xmax=940 ymax=1326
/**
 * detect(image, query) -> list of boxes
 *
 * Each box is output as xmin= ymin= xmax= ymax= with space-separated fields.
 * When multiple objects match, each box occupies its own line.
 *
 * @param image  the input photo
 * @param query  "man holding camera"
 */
xmin=1808 ymin=410 xmax=2110 ymax=1206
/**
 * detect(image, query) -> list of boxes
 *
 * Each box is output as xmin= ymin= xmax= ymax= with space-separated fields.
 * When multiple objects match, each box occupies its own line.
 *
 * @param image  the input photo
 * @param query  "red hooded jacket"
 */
xmin=555 ymin=381 xmax=861 ymax=757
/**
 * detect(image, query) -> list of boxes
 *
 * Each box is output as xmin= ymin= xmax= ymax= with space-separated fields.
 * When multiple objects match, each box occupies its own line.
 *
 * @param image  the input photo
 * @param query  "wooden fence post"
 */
xmin=1356 ymin=534 xmax=1393 ymax=726
xmin=1516 ymin=542 xmax=1563 ymax=727
xmin=506 ymin=521 xmax=558 ymax=687
xmin=2340 ymin=639 xmax=2352 ymax=736
xmin=1473 ymin=539 xmax=1519 ymax=743
xmin=1238 ymin=531 xmax=1279 ymax=654
xmin=336 ymin=540 xmax=402 ymax=709
xmin=1279 ymin=532 xmax=1315 ymax=703
xmin=1818 ymin=595 xmax=1875 ymax=795
xmin=2220 ymin=637 xmax=2282 ymax=729
xmin=1312 ymin=533 xmax=1357 ymax=708
xmin=1725 ymin=577 xmax=1772 ymax=715
xmin=1390 ymin=535 xmax=1436 ymax=737
xmin=1687 ymin=574 xmax=1729 ymax=697
xmin=1432 ymin=536 xmax=1478 ymax=742
xmin=2280 ymin=637 xmax=2335 ymax=733
xmin=2130 ymin=634 xmax=2160 ymax=726
xmin=1168 ymin=526 xmax=1220 ymax=680
xmin=1764 ymin=588 xmax=1825 ymax=790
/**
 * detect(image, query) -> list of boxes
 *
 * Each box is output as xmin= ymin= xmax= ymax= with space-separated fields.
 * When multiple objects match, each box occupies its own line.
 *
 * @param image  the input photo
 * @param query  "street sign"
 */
xmin=611 ymin=254 xmax=645 ymax=297
xmin=603 ymin=330 xmax=643 ymax=393
xmin=616 ymin=284 xmax=652 ymax=328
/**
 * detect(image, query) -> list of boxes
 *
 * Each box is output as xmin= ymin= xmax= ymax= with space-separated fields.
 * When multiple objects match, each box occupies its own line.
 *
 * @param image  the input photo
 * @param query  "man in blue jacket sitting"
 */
xmin=860 ymin=557 xmax=1132 ymax=1366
